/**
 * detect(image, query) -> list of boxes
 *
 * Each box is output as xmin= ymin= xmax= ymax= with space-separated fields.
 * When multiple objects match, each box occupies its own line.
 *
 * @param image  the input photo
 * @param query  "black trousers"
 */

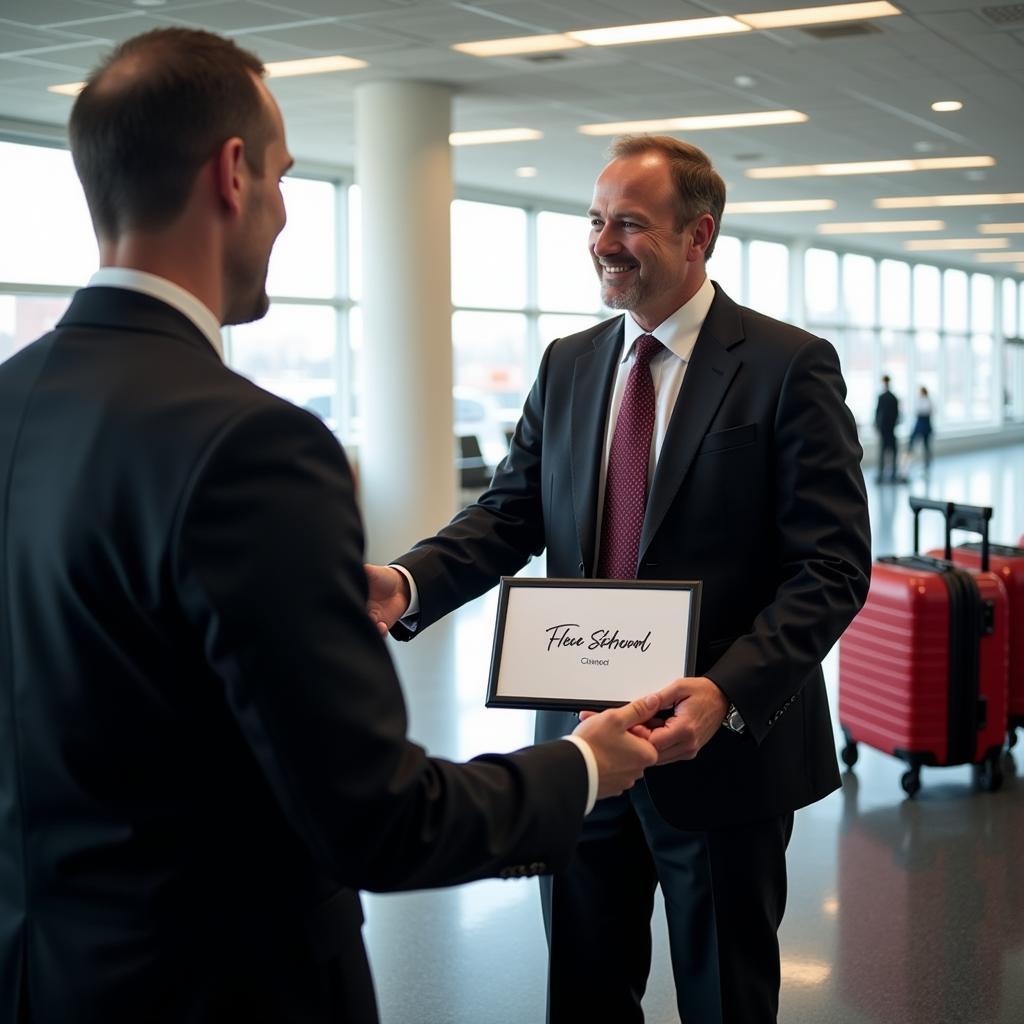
xmin=541 ymin=781 xmax=793 ymax=1024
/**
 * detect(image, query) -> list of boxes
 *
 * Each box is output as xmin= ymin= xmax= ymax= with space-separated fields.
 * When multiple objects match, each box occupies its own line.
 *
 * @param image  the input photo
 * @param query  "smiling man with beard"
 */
xmin=367 ymin=135 xmax=871 ymax=1023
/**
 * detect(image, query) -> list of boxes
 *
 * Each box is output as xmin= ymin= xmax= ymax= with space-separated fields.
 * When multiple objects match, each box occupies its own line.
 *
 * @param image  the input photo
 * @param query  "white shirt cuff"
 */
xmin=560 ymin=735 xmax=598 ymax=816
xmin=389 ymin=564 xmax=419 ymax=623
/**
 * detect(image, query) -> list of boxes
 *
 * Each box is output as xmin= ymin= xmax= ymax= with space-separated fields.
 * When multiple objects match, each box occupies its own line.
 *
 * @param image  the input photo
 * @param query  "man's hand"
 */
xmin=646 ymin=676 xmax=729 ymax=765
xmin=364 ymin=564 xmax=411 ymax=636
xmin=573 ymin=694 xmax=660 ymax=799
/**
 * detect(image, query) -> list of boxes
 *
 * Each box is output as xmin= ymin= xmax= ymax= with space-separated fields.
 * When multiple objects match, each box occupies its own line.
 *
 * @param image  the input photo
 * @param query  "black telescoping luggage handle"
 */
xmin=909 ymin=497 xmax=991 ymax=571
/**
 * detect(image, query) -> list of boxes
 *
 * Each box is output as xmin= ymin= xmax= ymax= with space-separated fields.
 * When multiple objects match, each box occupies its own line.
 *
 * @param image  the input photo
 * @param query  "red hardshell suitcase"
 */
xmin=839 ymin=498 xmax=1009 ymax=796
xmin=933 ymin=538 xmax=1024 ymax=748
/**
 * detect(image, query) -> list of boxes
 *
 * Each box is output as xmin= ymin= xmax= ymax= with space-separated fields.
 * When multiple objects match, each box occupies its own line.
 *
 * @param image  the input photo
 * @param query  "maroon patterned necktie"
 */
xmin=597 ymin=334 xmax=662 ymax=579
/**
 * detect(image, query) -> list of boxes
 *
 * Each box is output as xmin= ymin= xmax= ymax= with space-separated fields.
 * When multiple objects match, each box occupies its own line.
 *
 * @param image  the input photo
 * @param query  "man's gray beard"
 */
xmin=601 ymin=281 xmax=642 ymax=311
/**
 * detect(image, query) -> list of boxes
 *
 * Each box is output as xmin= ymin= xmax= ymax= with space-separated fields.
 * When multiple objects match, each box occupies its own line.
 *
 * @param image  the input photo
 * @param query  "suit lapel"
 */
xmin=570 ymin=317 xmax=624 ymax=574
xmin=638 ymin=286 xmax=745 ymax=563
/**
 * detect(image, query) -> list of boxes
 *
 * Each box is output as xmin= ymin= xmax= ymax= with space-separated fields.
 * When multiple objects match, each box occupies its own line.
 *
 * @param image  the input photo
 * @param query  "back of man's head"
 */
xmin=69 ymin=28 xmax=269 ymax=240
xmin=609 ymin=134 xmax=726 ymax=258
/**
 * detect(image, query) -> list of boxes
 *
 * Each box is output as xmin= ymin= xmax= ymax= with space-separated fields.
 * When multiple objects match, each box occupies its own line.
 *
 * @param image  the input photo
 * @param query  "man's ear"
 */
xmin=214 ymin=136 xmax=247 ymax=217
xmin=688 ymin=213 xmax=716 ymax=261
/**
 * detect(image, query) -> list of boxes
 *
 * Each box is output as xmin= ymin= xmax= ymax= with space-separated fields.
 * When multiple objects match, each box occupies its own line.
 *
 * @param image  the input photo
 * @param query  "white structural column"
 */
xmin=356 ymin=81 xmax=455 ymax=564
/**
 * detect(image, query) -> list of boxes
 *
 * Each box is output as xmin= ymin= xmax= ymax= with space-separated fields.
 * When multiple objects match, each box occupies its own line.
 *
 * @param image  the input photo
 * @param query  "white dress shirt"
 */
xmin=87 ymin=267 xmax=225 ymax=361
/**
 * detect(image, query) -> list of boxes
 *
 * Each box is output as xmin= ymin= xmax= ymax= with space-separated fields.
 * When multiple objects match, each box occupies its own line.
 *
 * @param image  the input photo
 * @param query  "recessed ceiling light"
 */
xmin=132 ymin=0 xmax=166 ymax=6
xmin=978 ymin=223 xmax=1024 ymax=234
xmin=913 ymin=141 xmax=935 ymax=153
xmin=47 ymin=81 xmax=85 ymax=96
xmin=726 ymin=199 xmax=836 ymax=213
xmin=452 ymin=34 xmax=584 ymax=57
xmin=515 ymin=166 xmax=538 ymax=178
xmin=578 ymin=109 xmax=808 ymax=135
xmin=817 ymin=220 xmax=946 ymax=233
xmin=449 ymin=128 xmax=543 ymax=146
xmin=903 ymin=238 xmax=1010 ymax=251
xmin=975 ymin=252 xmax=1024 ymax=263
xmin=874 ymin=192 xmax=1024 ymax=209
xmin=931 ymin=100 xmax=963 ymax=112
xmin=265 ymin=56 xmax=367 ymax=78
xmin=747 ymin=155 xmax=995 ymax=178
xmin=734 ymin=75 xmax=757 ymax=88
xmin=737 ymin=2 xmax=900 ymax=30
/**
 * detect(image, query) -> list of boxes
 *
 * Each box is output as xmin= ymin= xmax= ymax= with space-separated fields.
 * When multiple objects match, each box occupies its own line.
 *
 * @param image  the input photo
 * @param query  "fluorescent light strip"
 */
xmin=875 ymin=193 xmax=1024 ymax=209
xmin=48 ymin=81 xmax=85 ymax=96
xmin=452 ymin=34 xmax=583 ymax=57
xmin=976 ymin=252 xmax=1024 ymax=263
xmin=579 ymin=110 xmax=807 ymax=136
xmin=978 ymin=223 xmax=1024 ymax=233
xmin=449 ymin=128 xmax=543 ymax=146
xmin=817 ymin=219 xmax=946 ymax=234
xmin=454 ymin=3 xmax=902 ymax=57
xmin=265 ymin=55 xmax=367 ymax=77
xmin=726 ymin=199 xmax=836 ymax=213
xmin=903 ymin=238 xmax=1010 ymax=252
xmin=738 ymin=2 xmax=899 ymax=30
xmin=931 ymin=100 xmax=963 ymax=112
xmin=50 ymin=54 xmax=366 ymax=95
xmin=568 ymin=17 xmax=750 ymax=46
xmin=748 ymin=155 xmax=994 ymax=179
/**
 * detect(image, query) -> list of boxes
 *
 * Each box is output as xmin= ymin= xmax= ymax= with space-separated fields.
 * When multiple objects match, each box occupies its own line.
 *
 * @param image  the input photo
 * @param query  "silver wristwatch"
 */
xmin=722 ymin=704 xmax=746 ymax=734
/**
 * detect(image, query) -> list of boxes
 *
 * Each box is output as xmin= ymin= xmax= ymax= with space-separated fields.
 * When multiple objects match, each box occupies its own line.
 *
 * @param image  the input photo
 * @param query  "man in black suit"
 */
xmin=367 ymin=136 xmax=871 ymax=1022
xmin=0 ymin=29 xmax=664 ymax=1024
xmin=874 ymin=374 xmax=902 ymax=482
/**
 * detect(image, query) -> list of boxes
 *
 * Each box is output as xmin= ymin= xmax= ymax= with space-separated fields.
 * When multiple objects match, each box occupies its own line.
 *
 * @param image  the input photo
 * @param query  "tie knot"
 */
xmin=633 ymin=334 xmax=662 ymax=368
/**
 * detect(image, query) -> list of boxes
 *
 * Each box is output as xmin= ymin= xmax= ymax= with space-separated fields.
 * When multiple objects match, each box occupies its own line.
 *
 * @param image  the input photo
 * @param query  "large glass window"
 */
xmin=266 ymin=178 xmax=337 ymax=298
xmin=913 ymin=265 xmax=941 ymax=330
xmin=1002 ymin=278 xmax=1018 ymax=338
xmin=879 ymin=260 xmax=911 ymax=329
xmin=843 ymin=254 xmax=875 ymax=327
xmin=451 ymin=200 xmax=526 ymax=309
xmin=747 ymin=240 xmax=788 ymax=320
xmin=0 ymin=141 xmax=96 ymax=287
xmin=537 ymin=212 xmax=600 ymax=313
xmin=710 ymin=235 xmax=743 ymax=300
xmin=943 ymin=269 xmax=968 ymax=332
xmin=805 ymin=248 xmax=839 ymax=324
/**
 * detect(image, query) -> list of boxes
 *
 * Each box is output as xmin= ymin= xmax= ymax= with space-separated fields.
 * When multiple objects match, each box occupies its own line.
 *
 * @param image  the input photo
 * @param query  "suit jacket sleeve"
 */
xmin=704 ymin=335 xmax=871 ymax=742
xmin=170 ymin=400 xmax=586 ymax=891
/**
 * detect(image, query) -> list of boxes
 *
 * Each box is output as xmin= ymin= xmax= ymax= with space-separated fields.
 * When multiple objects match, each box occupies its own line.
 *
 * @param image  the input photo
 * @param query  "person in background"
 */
xmin=874 ymin=374 xmax=903 ymax=483
xmin=907 ymin=384 xmax=934 ymax=471
xmin=0 ymin=27 xmax=664 ymax=1024
xmin=366 ymin=135 xmax=871 ymax=1024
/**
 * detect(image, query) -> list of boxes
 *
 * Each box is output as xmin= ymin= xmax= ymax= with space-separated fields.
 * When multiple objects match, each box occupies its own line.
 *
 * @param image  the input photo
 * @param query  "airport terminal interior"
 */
xmin=2 ymin=0 xmax=1024 ymax=1021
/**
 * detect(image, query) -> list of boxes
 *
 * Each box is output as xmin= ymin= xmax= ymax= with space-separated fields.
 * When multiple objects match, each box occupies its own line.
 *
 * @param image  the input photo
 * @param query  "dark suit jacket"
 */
xmin=0 ymin=287 xmax=588 ymax=1024
xmin=396 ymin=284 xmax=871 ymax=830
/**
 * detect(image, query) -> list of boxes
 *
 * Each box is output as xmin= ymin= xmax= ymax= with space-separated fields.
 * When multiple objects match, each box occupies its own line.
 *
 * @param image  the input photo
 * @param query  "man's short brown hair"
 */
xmin=609 ymin=135 xmax=726 ymax=258
xmin=69 ymin=28 xmax=270 ymax=239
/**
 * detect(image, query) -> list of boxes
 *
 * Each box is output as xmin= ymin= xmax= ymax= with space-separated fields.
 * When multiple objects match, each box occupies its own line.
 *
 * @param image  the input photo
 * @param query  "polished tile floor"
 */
xmin=363 ymin=442 xmax=1024 ymax=1024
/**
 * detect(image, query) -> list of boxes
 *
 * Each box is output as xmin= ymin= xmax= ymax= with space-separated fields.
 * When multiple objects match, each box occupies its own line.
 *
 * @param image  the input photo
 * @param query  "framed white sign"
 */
xmin=486 ymin=577 xmax=701 ymax=711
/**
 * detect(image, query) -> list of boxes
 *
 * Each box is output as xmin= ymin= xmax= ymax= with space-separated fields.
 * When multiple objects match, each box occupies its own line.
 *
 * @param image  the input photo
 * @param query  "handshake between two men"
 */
xmin=364 ymin=563 xmax=730 ymax=800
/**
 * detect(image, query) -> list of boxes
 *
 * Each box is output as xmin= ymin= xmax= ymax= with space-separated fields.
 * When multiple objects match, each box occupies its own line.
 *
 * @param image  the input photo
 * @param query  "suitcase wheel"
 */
xmin=1009 ymin=728 xmax=1019 ymax=751
xmin=972 ymin=751 xmax=1004 ymax=794
xmin=841 ymin=740 xmax=858 ymax=768
xmin=900 ymin=767 xmax=921 ymax=798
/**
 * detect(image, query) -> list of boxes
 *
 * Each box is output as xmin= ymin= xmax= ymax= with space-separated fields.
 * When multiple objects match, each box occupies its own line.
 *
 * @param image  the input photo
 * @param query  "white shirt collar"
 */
xmin=620 ymin=275 xmax=716 ymax=363
xmin=87 ymin=268 xmax=225 ymax=361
